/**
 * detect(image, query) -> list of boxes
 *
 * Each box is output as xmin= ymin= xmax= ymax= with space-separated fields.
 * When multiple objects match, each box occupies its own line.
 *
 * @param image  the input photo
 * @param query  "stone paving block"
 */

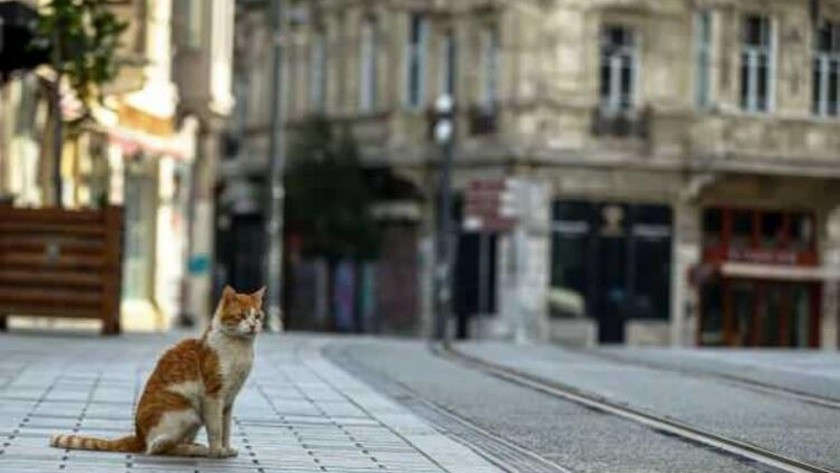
xmin=0 ymin=333 xmax=502 ymax=473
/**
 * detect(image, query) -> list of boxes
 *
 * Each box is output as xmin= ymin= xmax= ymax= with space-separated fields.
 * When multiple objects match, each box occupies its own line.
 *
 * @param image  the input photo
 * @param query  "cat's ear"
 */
xmin=252 ymin=286 xmax=266 ymax=303
xmin=222 ymin=285 xmax=236 ymax=302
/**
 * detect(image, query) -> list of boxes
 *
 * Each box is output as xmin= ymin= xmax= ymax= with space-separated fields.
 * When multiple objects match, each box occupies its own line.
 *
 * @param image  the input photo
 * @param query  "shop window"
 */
xmin=550 ymin=201 xmax=592 ymax=318
xmin=700 ymin=281 xmax=724 ymax=345
xmin=702 ymin=207 xmax=722 ymax=248
xmin=550 ymin=234 xmax=588 ymax=318
xmin=123 ymin=157 xmax=157 ymax=300
xmin=791 ymin=284 xmax=812 ymax=347
xmin=630 ymin=205 xmax=672 ymax=320
xmin=790 ymin=212 xmax=815 ymax=252
xmin=760 ymin=211 xmax=783 ymax=248
xmin=759 ymin=284 xmax=783 ymax=346
xmin=731 ymin=282 xmax=754 ymax=346
xmin=632 ymin=236 xmax=671 ymax=319
xmin=731 ymin=209 xmax=753 ymax=249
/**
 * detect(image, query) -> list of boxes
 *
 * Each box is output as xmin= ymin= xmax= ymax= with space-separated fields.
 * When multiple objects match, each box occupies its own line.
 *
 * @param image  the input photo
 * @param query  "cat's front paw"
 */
xmin=208 ymin=446 xmax=225 ymax=458
xmin=221 ymin=446 xmax=238 ymax=458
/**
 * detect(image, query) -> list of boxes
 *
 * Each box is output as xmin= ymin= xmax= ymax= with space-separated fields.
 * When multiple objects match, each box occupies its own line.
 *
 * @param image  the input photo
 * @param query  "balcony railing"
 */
xmin=468 ymin=104 xmax=498 ymax=136
xmin=591 ymin=106 xmax=650 ymax=139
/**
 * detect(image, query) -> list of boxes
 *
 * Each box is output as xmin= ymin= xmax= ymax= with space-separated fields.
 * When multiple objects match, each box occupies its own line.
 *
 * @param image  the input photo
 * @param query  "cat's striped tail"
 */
xmin=50 ymin=433 xmax=144 ymax=453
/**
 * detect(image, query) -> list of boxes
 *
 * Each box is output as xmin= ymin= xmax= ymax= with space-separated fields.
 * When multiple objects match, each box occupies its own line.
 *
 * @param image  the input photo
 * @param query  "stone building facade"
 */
xmin=222 ymin=0 xmax=840 ymax=347
xmin=0 ymin=0 xmax=233 ymax=332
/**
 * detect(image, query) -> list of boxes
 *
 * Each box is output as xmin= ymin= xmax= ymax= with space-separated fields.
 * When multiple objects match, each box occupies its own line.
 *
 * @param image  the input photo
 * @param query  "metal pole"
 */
xmin=51 ymin=21 xmax=62 ymax=207
xmin=477 ymin=232 xmax=489 ymax=338
xmin=265 ymin=0 xmax=286 ymax=331
xmin=434 ymin=95 xmax=455 ymax=346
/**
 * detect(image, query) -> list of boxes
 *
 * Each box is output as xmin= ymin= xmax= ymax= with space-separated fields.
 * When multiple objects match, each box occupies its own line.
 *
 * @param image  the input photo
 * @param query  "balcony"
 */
xmin=591 ymin=106 xmax=650 ymax=139
xmin=468 ymin=104 xmax=499 ymax=136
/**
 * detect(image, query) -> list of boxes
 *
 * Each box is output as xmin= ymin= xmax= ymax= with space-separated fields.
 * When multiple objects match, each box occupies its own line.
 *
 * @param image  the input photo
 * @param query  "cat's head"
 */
xmin=215 ymin=286 xmax=266 ymax=338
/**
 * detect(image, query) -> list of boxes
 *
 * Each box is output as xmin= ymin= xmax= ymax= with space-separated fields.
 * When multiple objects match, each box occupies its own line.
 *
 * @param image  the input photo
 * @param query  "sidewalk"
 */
xmin=0 ymin=332 xmax=500 ymax=473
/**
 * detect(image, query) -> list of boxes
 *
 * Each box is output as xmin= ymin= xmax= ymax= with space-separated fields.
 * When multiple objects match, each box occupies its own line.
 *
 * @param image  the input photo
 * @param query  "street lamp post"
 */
xmin=51 ymin=19 xmax=63 ymax=207
xmin=433 ymin=94 xmax=455 ymax=346
xmin=265 ymin=0 xmax=286 ymax=332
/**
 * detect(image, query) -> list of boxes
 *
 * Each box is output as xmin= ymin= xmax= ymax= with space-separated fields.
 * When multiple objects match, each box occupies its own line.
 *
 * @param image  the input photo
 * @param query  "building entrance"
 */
xmin=698 ymin=207 xmax=821 ymax=347
xmin=701 ymin=280 xmax=818 ymax=347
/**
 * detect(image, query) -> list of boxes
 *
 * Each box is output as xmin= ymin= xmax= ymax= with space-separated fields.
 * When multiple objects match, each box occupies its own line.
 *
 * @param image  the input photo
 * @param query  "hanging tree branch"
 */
xmin=34 ymin=0 xmax=127 ymax=133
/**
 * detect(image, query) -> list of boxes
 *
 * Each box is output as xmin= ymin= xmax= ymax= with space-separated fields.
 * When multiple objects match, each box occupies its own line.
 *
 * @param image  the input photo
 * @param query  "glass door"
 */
xmin=789 ymin=284 xmax=814 ymax=348
xmin=122 ymin=157 xmax=158 ymax=300
xmin=757 ymin=283 xmax=783 ymax=346
xmin=700 ymin=281 xmax=724 ymax=345
xmin=730 ymin=282 xmax=754 ymax=346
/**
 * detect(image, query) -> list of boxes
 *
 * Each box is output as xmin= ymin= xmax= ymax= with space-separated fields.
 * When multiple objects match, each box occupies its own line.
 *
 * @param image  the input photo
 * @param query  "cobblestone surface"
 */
xmin=329 ymin=339 xmax=767 ymax=473
xmin=459 ymin=341 xmax=840 ymax=471
xmin=0 ymin=332 xmax=500 ymax=473
xmin=597 ymin=346 xmax=840 ymax=400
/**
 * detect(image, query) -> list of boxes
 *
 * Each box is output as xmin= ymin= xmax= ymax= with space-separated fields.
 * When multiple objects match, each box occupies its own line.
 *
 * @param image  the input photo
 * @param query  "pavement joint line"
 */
xmin=1 ymin=366 xmax=63 ymax=459
xmin=307 ymin=339 xmax=505 ymax=473
xmin=288 ymin=342 xmax=385 ymax=470
xmin=298 ymin=342 xmax=449 ymax=473
xmin=444 ymin=344 xmax=835 ymax=473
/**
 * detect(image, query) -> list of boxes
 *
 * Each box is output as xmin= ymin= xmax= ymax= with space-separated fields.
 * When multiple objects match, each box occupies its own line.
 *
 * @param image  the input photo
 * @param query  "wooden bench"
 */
xmin=0 ymin=205 xmax=124 ymax=334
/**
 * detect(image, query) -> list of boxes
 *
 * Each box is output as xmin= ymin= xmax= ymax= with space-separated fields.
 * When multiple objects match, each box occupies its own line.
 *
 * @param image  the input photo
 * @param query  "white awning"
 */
xmin=720 ymin=262 xmax=840 ymax=281
xmin=106 ymin=126 xmax=190 ymax=160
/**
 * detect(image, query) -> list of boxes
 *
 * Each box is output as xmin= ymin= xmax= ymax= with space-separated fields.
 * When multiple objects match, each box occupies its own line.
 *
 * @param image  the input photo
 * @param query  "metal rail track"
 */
xmin=573 ymin=348 xmax=840 ymax=411
xmin=439 ymin=344 xmax=838 ymax=473
xmin=324 ymin=343 xmax=572 ymax=473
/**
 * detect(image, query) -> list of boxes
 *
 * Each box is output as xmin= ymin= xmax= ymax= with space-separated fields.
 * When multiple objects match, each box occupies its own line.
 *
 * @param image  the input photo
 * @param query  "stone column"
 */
xmin=820 ymin=206 xmax=840 ymax=350
xmin=497 ymin=178 xmax=551 ymax=342
xmin=183 ymin=117 xmax=224 ymax=328
xmin=670 ymin=200 xmax=702 ymax=347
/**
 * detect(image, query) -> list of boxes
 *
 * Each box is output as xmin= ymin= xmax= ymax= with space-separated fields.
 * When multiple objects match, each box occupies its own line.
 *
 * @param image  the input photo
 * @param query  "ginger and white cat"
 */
xmin=50 ymin=285 xmax=266 ymax=457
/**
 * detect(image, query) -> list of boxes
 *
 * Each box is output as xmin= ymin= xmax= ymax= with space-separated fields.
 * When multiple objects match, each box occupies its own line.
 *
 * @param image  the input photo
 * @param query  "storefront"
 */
xmin=697 ymin=207 xmax=821 ymax=347
xmin=551 ymin=201 xmax=673 ymax=343
xmin=104 ymin=104 xmax=196 ymax=331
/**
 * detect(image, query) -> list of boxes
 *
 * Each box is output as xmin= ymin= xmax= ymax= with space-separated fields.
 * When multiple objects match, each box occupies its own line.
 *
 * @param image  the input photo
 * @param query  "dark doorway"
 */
xmin=596 ymin=204 xmax=628 ymax=343
xmin=454 ymin=232 xmax=498 ymax=339
xmin=551 ymin=201 xmax=673 ymax=344
xmin=225 ymin=213 xmax=265 ymax=293
xmin=700 ymin=279 xmax=819 ymax=347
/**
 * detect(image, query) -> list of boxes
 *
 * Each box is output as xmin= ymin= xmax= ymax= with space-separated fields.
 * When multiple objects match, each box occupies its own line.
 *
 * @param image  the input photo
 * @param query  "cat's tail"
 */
xmin=50 ymin=433 xmax=144 ymax=453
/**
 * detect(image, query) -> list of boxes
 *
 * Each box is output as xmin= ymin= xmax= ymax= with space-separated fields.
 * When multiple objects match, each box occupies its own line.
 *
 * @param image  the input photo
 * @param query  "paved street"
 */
xmin=458 ymin=341 xmax=840 ymax=471
xmin=597 ymin=345 xmax=840 ymax=400
xmin=327 ymin=339 xmax=771 ymax=473
xmin=0 ymin=332 xmax=499 ymax=473
xmin=4 ymin=331 xmax=840 ymax=473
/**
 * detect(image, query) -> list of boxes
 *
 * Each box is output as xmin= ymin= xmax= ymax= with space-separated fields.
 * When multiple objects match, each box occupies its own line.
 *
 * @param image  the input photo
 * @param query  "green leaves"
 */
xmin=34 ymin=0 xmax=128 ymax=131
xmin=285 ymin=117 xmax=382 ymax=261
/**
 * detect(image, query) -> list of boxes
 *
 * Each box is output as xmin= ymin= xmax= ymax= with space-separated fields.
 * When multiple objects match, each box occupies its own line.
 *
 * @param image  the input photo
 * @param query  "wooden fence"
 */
xmin=0 ymin=205 xmax=123 ymax=334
